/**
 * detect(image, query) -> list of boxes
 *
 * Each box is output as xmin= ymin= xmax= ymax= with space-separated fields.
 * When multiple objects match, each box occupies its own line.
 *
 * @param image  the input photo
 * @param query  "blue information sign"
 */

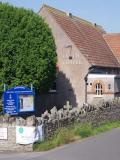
xmin=4 ymin=86 xmax=35 ymax=115
xmin=4 ymin=92 xmax=18 ymax=115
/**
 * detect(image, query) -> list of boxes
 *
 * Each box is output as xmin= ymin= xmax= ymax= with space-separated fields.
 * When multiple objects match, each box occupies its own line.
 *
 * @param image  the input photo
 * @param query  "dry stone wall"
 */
xmin=40 ymin=100 xmax=120 ymax=139
xmin=0 ymin=99 xmax=120 ymax=151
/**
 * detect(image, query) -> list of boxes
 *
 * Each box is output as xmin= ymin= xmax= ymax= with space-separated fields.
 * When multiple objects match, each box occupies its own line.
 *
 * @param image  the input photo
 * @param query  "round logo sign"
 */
xmin=19 ymin=127 xmax=24 ymax=134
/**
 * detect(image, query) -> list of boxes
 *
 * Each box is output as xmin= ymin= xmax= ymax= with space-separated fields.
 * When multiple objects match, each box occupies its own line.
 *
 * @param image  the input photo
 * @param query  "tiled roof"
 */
xmin=103 ymin=34 xmax=120 ymax=64
xmin=42 ymin=5 xmax=120 ymax=68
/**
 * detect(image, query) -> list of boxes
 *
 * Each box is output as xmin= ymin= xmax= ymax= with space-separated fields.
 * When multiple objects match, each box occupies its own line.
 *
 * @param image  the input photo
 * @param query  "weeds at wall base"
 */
xmin=33 ymin=121 xmax=120 ymax=151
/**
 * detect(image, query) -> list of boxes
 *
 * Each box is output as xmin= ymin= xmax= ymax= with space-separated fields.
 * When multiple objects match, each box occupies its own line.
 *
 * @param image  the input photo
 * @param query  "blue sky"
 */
xmin=0 ymin=0 xmax=120 ymax=33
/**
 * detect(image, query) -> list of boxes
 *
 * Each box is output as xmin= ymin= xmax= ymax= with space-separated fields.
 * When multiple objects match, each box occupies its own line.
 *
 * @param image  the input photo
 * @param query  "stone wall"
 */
xmin=0 ymin=99 xmax=120 ymax=151
xmin=40 ymin=100 xmax=120 ymax=139
xmin=0 ymin=116 xmax=36 ymax=152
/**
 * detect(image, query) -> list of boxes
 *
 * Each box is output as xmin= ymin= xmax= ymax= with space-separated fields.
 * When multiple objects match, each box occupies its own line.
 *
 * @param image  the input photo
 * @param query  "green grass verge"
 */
xmin=33 ymin=127 xmax=78 ymax=151
xmin=33 ymin=121 xmax=120 ymax=151
xmin=93 ymin=121 xmax=120 ymax=135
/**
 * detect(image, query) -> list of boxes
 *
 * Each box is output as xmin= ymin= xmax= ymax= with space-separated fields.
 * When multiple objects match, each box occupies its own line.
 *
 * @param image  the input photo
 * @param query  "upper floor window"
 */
xmin=96 ymin=83 xmax=103 ymax=95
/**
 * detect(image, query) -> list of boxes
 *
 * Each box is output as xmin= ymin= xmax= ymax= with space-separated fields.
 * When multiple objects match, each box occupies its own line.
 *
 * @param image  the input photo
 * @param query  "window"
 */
xmin=96 ymin=83 xmax=103 ymax=95
xmin=49 ymin=81 xmax=57 ymax=93
xmin=108 ymin=84 xmax=111 ymax=90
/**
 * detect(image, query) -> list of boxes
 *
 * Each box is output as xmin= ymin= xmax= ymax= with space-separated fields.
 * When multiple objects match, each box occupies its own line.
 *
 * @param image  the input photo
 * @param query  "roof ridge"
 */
xmin=43 ymin=4 xmax=94 ymax=25
xmin=42 ymin=4 xmax=66 ymax=15
xmin=104 ymin=33 xmax=120 ymax=36
xmin=38 ymin=4 xmax=66 ymax=15
xmin=43 ymin=4 xmax=106 ymax=34
xmin=73 ymin=16 xmax=105 ymax=34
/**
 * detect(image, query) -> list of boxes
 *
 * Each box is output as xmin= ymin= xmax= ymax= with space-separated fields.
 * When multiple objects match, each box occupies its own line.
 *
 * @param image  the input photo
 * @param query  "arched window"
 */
xmin=96 ymin=83 xmax=103 ymax=95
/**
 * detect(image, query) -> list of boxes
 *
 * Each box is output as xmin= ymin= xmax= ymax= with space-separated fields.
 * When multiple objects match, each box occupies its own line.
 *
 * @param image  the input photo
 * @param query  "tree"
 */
xmin=0 ymin=3 xmax=57 ymax=94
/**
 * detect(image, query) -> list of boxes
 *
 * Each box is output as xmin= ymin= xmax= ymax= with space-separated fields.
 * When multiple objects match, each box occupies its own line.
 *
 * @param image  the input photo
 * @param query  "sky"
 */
xmin=0 ymin=0 xmax=120 ymax=33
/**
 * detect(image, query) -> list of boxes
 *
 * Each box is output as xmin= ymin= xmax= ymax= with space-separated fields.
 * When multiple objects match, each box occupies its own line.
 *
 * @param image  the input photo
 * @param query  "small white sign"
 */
xmin=16 ymin=126 xmax=43 ymax=145
xmin=0 ymin=128 xmax=7 ymax=140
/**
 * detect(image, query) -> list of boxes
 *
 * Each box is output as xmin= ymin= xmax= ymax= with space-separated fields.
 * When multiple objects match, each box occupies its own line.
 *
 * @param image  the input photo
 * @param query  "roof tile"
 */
xmin=44 ymin=5 xmax=120 ymax=68
xmin=103 ymin=34 xmax=120 ymax=64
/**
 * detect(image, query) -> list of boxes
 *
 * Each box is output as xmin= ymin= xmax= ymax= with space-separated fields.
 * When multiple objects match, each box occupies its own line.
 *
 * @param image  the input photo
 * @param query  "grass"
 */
xmin=33 ymin=121 xmax=120 ymax=151
xmin=93 ymin=121 xmax=120 ymax=135
xmin=73 ymin=123 xmax=93 ymax=138
xmin=33 ymin=127 xmax=78 ymax=151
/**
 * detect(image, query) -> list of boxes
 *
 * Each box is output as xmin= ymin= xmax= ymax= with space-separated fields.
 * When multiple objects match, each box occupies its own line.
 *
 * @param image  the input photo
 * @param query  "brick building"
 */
xmin=37 ymin=5 xmax=120 ymax=109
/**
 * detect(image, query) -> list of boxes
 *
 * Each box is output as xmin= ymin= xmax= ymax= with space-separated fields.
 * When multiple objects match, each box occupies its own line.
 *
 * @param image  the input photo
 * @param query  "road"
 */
xmin=0 ymin=128 xmax=120 ymax=160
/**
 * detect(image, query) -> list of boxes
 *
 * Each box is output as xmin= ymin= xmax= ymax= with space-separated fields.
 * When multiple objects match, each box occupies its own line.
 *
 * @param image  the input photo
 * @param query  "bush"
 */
xmin=0 ymin=98 xmax=3 ymax=113
xmin=0 ymin=3 xmax=57 ymax=94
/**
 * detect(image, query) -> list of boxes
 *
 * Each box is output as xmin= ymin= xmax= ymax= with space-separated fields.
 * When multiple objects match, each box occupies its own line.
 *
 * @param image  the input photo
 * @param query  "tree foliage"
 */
xmin=0 ymin=3 xmax=57 ymax=94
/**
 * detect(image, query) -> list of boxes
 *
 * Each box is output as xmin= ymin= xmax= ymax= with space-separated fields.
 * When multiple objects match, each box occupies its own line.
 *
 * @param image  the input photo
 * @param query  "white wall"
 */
xmin=87 ymin=74 xmax=116 ymax=104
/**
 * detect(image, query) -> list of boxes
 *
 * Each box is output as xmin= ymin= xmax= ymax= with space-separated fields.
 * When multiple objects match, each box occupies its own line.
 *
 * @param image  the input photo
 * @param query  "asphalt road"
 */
xmin=1 ymin=128 xmax=120 ymax=160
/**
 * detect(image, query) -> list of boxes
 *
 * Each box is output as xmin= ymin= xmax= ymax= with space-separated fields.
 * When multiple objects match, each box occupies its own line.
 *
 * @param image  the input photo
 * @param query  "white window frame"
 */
xmin=95 ymin=83 xmax=103 ymax=96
